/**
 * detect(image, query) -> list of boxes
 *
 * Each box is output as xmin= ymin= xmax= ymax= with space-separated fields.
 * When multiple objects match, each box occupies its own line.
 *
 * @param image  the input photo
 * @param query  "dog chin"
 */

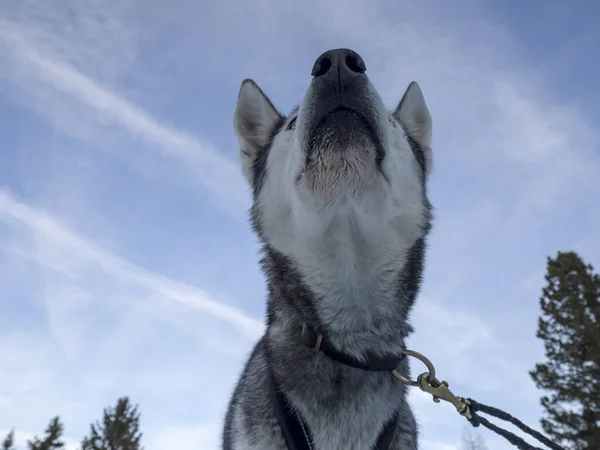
xmin=307 ymin=108 xmax=377 ymax=154
xmin=300 ymin=148 xmax=383 ymax=203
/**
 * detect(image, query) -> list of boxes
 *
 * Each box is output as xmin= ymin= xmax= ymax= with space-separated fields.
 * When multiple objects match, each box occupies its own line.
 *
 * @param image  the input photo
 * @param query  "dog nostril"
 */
xmin=311 ymin=57 xmax=332 ymax=77
xmin=345 ymin=53 xmax=366 ymax=74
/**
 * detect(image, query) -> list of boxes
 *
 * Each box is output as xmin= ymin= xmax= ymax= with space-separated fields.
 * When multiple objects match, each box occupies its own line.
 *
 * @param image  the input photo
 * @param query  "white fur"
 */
xmin=394 ymin=81 xmax=433 ymax=172
xmin=232 ymin=75 xmax=431 ymax=450
xmin=286 ymin=374 xmax=409 ymax=450
xmin=234 ymin=79 xmax=283 ymax=184
xmin=237 ymin=79 xmax=432 ymax=358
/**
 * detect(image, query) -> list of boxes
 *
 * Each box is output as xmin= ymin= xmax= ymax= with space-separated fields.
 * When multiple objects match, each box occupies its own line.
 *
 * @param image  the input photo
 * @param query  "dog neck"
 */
xmin=261 ymin=240 xmax=421 ymax=361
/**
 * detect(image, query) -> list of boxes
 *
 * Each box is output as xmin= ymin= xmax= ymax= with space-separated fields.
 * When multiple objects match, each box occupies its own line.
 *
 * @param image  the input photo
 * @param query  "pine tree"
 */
xmin=2 ymin=430 xmax=15 ymax=450
xmin=28 ymin=417 xmax=65 ymax=450
xmin=81 ymin=397 xmax=143 ymax=450
xmin=530 ymin=251 xmax=600 ymax=449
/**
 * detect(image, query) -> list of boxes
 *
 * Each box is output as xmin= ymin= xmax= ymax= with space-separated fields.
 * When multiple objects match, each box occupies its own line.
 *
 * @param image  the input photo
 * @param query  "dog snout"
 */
xmin=303 ymin=48 xmax=381 ymax=155
xmin=311 ymin=48 xmax=367 ymax=82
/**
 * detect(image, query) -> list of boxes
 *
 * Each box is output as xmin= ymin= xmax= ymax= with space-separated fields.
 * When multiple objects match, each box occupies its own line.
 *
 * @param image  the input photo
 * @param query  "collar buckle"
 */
xmin=300 ymin=323 xmax=323 ymax=352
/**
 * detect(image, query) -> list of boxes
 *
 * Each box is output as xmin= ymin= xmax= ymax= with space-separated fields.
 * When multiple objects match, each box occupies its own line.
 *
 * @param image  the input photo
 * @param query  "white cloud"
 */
xmin=0 ymin=189 xmax=254 ymax=448
xmin=151 ymin=423 xmax=220 ymax=450
xmin=0 ymin=20 xmax=248 ymax=215
xmin=1 ymin=1 xmax=599 ymax=449
xmin=0 ymin=189 xmax=263 ymax=342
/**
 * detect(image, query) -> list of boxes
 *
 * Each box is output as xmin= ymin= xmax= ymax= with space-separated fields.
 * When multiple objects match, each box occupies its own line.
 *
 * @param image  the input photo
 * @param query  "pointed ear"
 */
xmin=234 ymin=79 xmax=283 ymax=184
xmin=394 ymin=81 xmax=432 ymax=152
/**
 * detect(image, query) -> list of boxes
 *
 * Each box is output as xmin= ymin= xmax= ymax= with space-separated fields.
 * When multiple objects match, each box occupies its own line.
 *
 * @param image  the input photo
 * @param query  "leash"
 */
xmin=269 ymin=324 xmax=566 ymax=450
xmin=466 ymin=399 xmax=565 ymax=450
xmin=392 ymin=348 xmax=567 ymax=450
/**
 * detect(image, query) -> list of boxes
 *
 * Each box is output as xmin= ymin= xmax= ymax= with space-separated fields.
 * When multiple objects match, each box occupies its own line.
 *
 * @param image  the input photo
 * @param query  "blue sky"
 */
xmin=1 ymin=0 xmax=599 ymax=449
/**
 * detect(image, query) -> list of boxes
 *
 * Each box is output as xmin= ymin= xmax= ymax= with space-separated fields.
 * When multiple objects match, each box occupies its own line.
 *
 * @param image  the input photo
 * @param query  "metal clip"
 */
xmin=391 ymin=348 xmax=472 ymax=420
xmin=417 ymin=373 xmax=472 ymax=420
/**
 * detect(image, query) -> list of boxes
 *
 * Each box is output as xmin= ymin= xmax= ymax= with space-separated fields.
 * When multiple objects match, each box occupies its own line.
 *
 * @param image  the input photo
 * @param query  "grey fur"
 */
xmin=223 ymin=49 xmax=433 ymax=450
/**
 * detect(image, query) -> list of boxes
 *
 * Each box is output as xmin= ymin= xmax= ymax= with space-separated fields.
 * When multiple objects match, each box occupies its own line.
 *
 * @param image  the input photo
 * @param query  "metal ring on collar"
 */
xmin=391 ymin=349 xmax=436 ymax=386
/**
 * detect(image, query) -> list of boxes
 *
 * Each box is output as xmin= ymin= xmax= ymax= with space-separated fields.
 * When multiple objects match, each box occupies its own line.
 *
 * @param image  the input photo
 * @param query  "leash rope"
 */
xmin=295 ymin=325 xmax=563 ymax=449
xmin=395 ymin=350 xmax=566 ymax=450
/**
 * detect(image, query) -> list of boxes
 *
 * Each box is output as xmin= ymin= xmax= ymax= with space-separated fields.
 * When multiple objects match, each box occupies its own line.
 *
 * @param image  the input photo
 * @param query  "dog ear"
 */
xmin=394 ymin=82 xmax=432 ymax=171
xmin=234 ymin=79 xmax=283 ymax=184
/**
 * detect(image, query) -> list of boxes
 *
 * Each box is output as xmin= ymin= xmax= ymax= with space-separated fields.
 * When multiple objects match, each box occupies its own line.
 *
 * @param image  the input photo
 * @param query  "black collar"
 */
xmin=299 ymin=323 xmax=406 ymax=371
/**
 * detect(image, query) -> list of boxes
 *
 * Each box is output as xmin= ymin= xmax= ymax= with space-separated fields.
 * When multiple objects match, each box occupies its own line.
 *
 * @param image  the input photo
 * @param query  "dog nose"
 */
xmin=311 ymin=48 xmax=367 ymax=79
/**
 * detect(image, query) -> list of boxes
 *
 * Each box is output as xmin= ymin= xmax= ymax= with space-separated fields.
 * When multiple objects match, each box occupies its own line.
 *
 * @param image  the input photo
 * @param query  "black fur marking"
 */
xmin=222 ymin=339 xmax=266 ymax=449
xmin=286 ymin=116 xmax=297 ymax=131
xmin=406 ymin=135 xmax=427 ymax=179
xmin=237 ymin=339 xmax=283 ymax=446
xmin=396 ymin=237 xmax=427 ymax=316
xmin=389 ymin=115 xmax=429 ymax=182
xmin=250 ymin=116 xmax=286 ymax=198
xmin=262 ymin=245 xmax=322 ymax=329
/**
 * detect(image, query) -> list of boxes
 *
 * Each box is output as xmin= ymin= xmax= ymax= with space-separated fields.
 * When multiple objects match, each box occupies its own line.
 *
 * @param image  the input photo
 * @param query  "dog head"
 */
xmin=234 ymin=49 xmax=432 ymax=261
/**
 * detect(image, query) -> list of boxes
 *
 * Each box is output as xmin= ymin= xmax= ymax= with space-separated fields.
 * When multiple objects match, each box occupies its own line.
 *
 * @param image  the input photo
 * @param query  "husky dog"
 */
xmin=223 ymin=48 xmax=433 ymax=450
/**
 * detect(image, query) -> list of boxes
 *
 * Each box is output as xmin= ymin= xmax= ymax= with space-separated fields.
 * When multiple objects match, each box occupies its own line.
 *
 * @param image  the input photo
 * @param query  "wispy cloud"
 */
xmin=0 ymin=20 xmax=248 ymax=214
xmin=1 ymin=0 xmax=599 ymax=449
xmin=0 ymin=188 xmax=257 ymax=447
xmin=0 ymin=189 xmax=263 ymax=341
